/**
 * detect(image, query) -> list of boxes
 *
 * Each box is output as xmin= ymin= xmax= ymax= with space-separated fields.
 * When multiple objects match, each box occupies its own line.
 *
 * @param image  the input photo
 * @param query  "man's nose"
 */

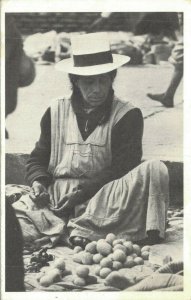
xmin=94 ymin=78 xmax=100 ymax=92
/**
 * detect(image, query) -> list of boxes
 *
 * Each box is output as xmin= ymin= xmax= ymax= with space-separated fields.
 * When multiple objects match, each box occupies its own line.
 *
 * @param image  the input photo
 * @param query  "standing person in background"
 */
xmin=5 ymin=15 xmax=36 ymax=138
xmin=147 ymin=13 xmax=183 ymax=108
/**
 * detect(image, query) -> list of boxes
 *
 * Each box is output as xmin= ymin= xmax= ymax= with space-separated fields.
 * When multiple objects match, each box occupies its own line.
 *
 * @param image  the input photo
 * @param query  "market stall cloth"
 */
xmin=5 ymin=184 xmax=183 ymax=291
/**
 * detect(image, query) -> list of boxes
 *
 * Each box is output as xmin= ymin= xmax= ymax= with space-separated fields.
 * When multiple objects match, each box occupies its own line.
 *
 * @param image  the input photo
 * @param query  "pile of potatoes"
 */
xmin=72 ymin=266 xmax=97 ymax=286
xmin=37 ymin=258 xmax=69 ymax=287
xmin=73 ymin=233 xmax=151 ymax=279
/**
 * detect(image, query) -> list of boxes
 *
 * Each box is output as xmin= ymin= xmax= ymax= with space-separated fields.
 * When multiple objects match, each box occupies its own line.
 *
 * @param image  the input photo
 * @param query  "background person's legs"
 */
xmin=147 ymin=66 xmax=183 ymax=107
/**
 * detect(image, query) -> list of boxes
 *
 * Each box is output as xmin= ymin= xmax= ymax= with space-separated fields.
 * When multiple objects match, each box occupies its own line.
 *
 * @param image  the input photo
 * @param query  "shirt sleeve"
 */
xmin=81 ymin=108 xmax=144 ymax=199
xmin=25 ymin=108 xmax=52 ymax=186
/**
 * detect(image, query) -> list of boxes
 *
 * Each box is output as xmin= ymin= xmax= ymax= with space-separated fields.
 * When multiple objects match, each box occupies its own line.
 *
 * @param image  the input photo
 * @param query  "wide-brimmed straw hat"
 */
xmin=55 ymin=32 xmax=130 ymax=76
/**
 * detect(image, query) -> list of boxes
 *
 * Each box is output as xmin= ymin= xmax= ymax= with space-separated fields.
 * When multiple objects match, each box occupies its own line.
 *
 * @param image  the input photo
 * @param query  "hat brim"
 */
xmin=55 ymin=54 xmax=130 ymax=76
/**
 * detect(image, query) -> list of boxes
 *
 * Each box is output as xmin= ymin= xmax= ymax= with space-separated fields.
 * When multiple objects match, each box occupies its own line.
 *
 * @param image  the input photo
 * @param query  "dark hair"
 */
xmin=68 ymin=69 xmax=117 ymax=89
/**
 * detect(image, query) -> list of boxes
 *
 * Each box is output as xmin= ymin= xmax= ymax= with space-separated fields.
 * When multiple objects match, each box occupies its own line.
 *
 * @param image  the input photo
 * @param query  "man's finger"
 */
xmin=29 ymin=191 xmax=36 ymax=200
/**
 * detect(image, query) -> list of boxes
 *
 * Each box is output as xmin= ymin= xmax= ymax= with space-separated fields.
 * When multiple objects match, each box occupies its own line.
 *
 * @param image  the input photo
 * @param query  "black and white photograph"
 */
xmin=1 ymin=1 xmax=191 ymax=298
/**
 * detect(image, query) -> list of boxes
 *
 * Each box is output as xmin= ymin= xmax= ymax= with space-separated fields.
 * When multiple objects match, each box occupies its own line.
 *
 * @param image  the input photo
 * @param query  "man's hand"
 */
xmin=29 ymin=181 xmax=49 ymax=206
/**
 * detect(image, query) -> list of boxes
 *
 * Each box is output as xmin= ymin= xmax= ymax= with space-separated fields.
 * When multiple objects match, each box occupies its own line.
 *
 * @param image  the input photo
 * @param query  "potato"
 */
xmin=76 ymin=266 xmax=89 ymax=278
xmin=73 ymin=276 xmax=86 ymax=286
xmin=131 ymin=253 xmax=137 ymax=258
xmin=73 ymin=246 xmax=83 ymax=254
xmin=113 ymin=250 xmax=126 ymax=263
xmin=113 ymin=244 xmax=127 ymax=254
xmin=134 ymin=257 xmax=144 ymax=265
xmin=93 ymin=253 xmax=104 ymax=264
xmin=53 ymin=258 xmax=65 ymax=270
xmin=46 ymin=268 xmax=62 ymax=280
xmin=112 ymin=261 xmax=123 ymax=270
xmin=81 ymin=252 xmax=93 ymax=265
xmin=100 ymin=257 xmax=113 ymax=268
xmin=141 ymin=245 xmax=150 ymax=252
xmin=123 ymin=256 xmax=135 ymax=268
xmin=96 ymin=240 xmax=112 ymax=256
xmin=85 ymin=241 xmax=97 ymax=254
xmin=105 ymin=233 xmax=116 ymax=245
xmin=123 ymin=241 xmax=133 ymax=255
xmin=99 ymin=267 xmax=112 ymax=278
xmin=105 ymin=271 xmax=131 ymax=289
xmin=36 ymin=272 xmax=44 ymax=282
xmin=132 ymin=244 xmax=141 ymax=256
xmin=94 ymin=265 xmax=101 ymax=276
xmin=141 ymin=251 xmax=149 ymax=260
xmin=39 ymin=268 xmax=61 ymax=287
xmin=107 ymin=253 xmax=114 ymax=261
xmin=113 ymin=239 xmax=125 ymax=246
xmin=39 ymin=275 xmax=53 ymax=287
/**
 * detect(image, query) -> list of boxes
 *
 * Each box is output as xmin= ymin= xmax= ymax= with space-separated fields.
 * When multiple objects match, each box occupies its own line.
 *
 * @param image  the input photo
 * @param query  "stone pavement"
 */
xmin=6 ymin=63 xmax=183 ymax=163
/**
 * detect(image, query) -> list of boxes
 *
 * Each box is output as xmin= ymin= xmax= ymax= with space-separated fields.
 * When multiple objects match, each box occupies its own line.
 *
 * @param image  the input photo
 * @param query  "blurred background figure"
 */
xmin=147 ymin=13 xmax=183 ymax=107
xmin=5 ymin=15 xmax=36 ymax=138
xmin=147 ymin=41 xmax=183 ymax=107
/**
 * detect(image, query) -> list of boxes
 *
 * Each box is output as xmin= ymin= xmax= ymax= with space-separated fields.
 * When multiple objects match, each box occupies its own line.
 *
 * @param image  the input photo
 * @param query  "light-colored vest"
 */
xmin=48 ymin=96 xmax=134 ymax=180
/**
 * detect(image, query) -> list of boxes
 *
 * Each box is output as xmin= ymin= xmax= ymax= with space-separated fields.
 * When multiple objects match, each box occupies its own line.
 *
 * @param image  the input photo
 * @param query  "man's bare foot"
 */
xmin=147 ymin=93 xmax=174 ymax=108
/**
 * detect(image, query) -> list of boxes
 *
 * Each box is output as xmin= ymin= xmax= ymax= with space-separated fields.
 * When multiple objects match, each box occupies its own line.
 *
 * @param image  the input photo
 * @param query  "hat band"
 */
xmin=73 ymin=51 xmax=113 ymax=67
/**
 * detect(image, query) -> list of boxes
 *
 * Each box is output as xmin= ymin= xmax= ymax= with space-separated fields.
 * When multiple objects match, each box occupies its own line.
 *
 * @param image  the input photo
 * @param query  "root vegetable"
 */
xmin=76 ymin=266 xmax=89 ymax=278
xmin=96 ymin=240 xmax=112 ymax=256
xmin=100 ymin=257 xmax=113 ymax=268
xmin=93 ymin=253 xmax=104 ymax=264
xmin=105 ymin=233 xmax=116 ymax=245
xmin=113 ymin=249 xmax=126 ymax=263
xmin=100 ymin=267 xmax=112 ymax=278
xmin=105 ymin=271 xmax=131 ymax=289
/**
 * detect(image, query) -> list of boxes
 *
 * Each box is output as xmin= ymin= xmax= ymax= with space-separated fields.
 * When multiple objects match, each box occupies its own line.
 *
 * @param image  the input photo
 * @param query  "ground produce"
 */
xmin=100 ymin=267 xmax=112 ymax=278
xmin=73 ymin=246 xmax=83 ymax=253
xmin=39 ymin=268 xmax=61 ymax=287
xmin=141 ymin=245 xmax=150 ymax=252
xmin=105 ymin=271 xmax=131 ymax=289
xmin=81 ymin=252 xmax=94 ymax=265
xmin=94 ymin=265 xmax=101 ymax=276
xmin=123 ymin=256 xmax=135 ymax=268
xmin=53 ymin=258 xmax=65 ymax=270
xmin=76 ymin=266 xmax=89 ymax=278
xmin=100 ymin=257 xmax=113 ymax=268
xmin=85 ymin=241 xmax=97 ymax=254
xmin=113 ymin=249 xmax=126 ymax=263
xmin=96 ymin=240 xmax=112 ymax=256
xmin=73 ymin=276 xmax=86 ymax=286
xmin=132 ymin=244 xmax=141 ymax=256
xmin=113 ymin=244 xmax=127 ymax=254
xmin=134 ymin=257 xmax=144 ymax=265
xmin=105 ymin=233 xmax=116 ymax=245
xmin=93 ymin=253 xmax=104 ymax=264
xmin=141 ymin=251 xmax=149 ymax=260
xmin=113 ymin=239 xmax=125 ymax=246
xmin=112 ymin=261 xmax=123 ymax=270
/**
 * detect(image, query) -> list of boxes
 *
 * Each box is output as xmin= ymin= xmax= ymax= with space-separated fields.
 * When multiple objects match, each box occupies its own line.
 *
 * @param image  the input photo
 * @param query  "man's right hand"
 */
xmin=29 ymin=181 xmax=49 ymax=206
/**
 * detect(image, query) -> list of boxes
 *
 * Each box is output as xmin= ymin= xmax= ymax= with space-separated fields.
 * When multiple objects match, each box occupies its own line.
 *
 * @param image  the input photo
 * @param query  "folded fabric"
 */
xmin=13 ymin=195 xmax=65 ymax=247
xmin=125 ymin=273 xmax=183 ymax=291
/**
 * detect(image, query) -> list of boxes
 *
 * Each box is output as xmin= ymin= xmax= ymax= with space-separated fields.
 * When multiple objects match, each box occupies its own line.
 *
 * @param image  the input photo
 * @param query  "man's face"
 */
xmin=76 ymin=73 xmax=113 ymax=108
